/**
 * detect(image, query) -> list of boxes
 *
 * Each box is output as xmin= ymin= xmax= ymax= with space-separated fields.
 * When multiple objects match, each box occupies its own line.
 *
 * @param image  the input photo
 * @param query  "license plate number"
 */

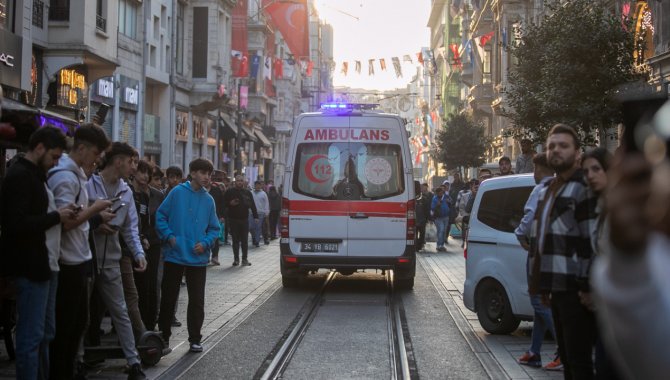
xmin=300 ymin=242 xmax=338 ymax=253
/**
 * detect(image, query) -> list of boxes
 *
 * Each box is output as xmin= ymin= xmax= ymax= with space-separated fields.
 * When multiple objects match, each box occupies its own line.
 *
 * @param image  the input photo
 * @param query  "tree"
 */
xmin=504 ymin=0 xmax=641 ymax=146
xmin=434 ymin=113 xmax=489 ymax=173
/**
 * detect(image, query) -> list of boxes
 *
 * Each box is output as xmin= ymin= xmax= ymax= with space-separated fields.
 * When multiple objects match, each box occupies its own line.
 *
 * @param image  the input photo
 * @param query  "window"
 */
xmin=49 ymin=0 xmax=69 ymax=21
xmin=32 ymin=0 xmax=44 ymax=28
xmin=192 ymin=7 xmax=208 ymax=78
xmin=176 ymin=2 xmax=185 ymax=74
xmin=96 ymin=0 xmax=106 ymax=32
xmin=477 ymin=186 xmax=533 ymax=233
xmin=293 ymin=142 xmax=404 ymax=200
xmin=483 ymin=50 xmax=491 ymax=84
xmin=118 ymin=0 xmax=137 ymax=38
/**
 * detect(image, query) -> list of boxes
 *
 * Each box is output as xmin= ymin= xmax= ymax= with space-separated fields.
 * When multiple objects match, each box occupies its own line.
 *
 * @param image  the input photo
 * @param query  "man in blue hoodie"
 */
xmin=155 ymin=158 xmax=220 ymax=353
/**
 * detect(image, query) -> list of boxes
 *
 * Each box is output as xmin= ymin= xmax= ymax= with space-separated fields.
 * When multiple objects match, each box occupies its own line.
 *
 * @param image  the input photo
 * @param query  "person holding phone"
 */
xmin=85 ymin=142 xmax=147 ymax=379
xmin=155 ymin=158 xmax=220 ymax=353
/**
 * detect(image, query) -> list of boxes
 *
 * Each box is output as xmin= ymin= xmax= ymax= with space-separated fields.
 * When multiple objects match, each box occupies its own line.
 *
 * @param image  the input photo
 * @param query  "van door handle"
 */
xmin=350 ymin=213 xmax=369 ymax=219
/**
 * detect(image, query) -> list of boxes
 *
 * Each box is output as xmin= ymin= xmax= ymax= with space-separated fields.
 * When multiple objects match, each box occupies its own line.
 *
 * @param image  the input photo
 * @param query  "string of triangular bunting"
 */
xmin=229 ymin=32 xmax=497 ymax=80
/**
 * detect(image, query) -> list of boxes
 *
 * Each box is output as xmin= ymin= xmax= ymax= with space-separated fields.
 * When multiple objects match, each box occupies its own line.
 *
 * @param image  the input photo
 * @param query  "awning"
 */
xmin=218 ymin=114 xmax=237 ymax=139
xmin=254 ymin=129 xmax=272 ymax=147
xmin=241 ymin=126 xmax=257 ymax=142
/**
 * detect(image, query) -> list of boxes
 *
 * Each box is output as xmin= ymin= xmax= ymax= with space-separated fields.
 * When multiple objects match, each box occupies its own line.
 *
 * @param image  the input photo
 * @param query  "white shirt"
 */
xmin=252 ymin=189 xmax=270 ymax=215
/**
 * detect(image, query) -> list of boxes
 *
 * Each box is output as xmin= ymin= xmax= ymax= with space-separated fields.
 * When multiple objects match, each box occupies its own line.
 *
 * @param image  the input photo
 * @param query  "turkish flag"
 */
xmin=479 ymin=31 xmax=495 ymax=47
xmin=274 ymin=57 xmax=284 ymax=79
xmin=263 ymin=0 xmax=309 ymax=59
xmin=237 ymin=54 xmax=249 ymax=77
xmin=306 ymin=60 xmax=314 ymax=77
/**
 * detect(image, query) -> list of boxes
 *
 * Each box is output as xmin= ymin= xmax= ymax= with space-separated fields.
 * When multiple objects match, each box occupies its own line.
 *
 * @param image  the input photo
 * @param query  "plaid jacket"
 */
xmin=528 ymin=169 xmax=597 ymax=294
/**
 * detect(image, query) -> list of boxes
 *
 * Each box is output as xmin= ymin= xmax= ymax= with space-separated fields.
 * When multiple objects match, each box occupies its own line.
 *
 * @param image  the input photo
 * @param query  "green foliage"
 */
xmin=435 ymin=113 xmax=489 ymax=171
xmin=504 ymin=0 xmax=641 ymax=146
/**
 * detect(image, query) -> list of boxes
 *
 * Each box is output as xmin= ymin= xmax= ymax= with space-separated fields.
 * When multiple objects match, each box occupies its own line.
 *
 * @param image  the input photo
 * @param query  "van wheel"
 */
xmin=282 ymin=275 xmax=300 ymax=288
xmin=476 ymin=280 xmax=520 ymax=334
xmin=394 ymin=277 xmax=414 ymax=290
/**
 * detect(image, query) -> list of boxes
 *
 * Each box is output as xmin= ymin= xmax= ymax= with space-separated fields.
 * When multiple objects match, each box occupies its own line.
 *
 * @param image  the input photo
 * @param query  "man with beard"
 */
xmin=224 ymin=175 xmax=259 ymax=266
xmin=529 ymin=124 xmax=597 ymax=379
xmin=0 ymin=127 xmax=74 ymax=379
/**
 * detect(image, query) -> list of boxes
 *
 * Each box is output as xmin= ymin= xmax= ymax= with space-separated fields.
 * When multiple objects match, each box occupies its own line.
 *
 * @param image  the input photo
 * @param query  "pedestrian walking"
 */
xmin=223 ymin=175 xmax=259 ymax=266
xmin=431 ymin=187 xmax=451 ymax=252
xmin=529 ymin=124 xmax=598 ymax=380
xmin=47 ymin=124 xmax=112 ymax=380
xmin=206 ymin=180 xmax=225 ymax=265
xmin=0 ymin=127 xmax=73 ymax=380
xmin=414 ymin=181 xmax=428 ymax=252
xmin=156 ymin=158 xmax=220 ymax=353
xmin=250 ymin=180 xmax=270 ymax=246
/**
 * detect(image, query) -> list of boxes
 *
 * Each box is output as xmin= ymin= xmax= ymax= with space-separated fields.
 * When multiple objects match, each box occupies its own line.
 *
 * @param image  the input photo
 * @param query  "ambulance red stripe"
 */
xmin=289 ymin=200 xmax=407 ymax=215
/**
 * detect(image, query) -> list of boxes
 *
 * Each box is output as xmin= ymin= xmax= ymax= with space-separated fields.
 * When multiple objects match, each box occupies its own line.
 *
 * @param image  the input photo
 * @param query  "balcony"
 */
xmin=96 ymin=14 xmax=106 ymax=32
xmin=468 ymin=84 xmax=493 ymax=114
xmin=32 ymin=0 xmax=44 ymax=28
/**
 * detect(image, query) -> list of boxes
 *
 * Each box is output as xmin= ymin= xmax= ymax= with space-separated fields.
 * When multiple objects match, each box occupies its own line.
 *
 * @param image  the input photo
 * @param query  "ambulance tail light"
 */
xmin=406 ymin=199 xmax=416 ymax=242
xmin=280 ymin=197 xmax=290 ymax=238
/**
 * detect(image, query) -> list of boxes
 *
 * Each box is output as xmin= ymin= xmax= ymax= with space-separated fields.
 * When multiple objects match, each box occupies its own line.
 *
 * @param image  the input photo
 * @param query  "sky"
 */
xmin=314 ymin=0 xmax=431 ymax=92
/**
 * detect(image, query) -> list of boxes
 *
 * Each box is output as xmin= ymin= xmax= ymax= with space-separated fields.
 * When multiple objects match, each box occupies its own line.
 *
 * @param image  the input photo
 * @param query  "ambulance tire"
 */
xmin=282 ymin=275 xmax=300 ymax=288
xmin=394 ymin=277 xmax=414 ymax=290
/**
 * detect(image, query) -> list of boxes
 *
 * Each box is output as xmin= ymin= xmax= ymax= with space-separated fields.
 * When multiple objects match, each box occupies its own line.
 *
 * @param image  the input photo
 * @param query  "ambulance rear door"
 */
xmin=288 ymin=115 xmax=351 ymax=256
xmin=346 ymin=115 xmax=409 ymax=258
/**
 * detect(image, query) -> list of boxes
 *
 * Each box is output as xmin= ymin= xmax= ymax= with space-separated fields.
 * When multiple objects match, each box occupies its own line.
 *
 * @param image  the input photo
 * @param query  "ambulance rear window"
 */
xmin=293 ymin=142 xmax=404 ymax=200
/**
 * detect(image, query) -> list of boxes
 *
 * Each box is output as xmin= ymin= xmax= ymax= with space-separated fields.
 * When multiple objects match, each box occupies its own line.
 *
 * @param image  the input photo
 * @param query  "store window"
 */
xmin=118 ymin=0 xmax=138 ymax=38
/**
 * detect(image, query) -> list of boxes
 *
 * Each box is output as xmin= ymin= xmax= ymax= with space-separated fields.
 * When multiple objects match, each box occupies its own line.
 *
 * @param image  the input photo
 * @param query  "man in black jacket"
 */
xmin=223 ymin=175 xmax=259 ymax=266
xmin=0 ymin=127 xmax=73 ymax=379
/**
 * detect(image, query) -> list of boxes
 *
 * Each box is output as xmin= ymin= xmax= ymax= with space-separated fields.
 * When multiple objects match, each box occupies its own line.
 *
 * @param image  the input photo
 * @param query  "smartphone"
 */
xmin=111 ymin=203 xmax=126 ymax=213
xmin=108 ymin=189 xmax=128 ymax=203
xmin=96 ymin=103 xmax=110 ymax=123
xmin=73 ymin=204 xmax=84 ymax=214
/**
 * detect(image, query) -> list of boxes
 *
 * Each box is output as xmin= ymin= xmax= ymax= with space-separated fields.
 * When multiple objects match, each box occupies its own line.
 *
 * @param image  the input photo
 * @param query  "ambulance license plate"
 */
xmin=300 ymin=242 xmax=338 ymax=253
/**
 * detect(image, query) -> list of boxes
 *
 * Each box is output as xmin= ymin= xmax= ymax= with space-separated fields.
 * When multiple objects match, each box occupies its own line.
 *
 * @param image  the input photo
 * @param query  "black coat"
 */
xmin=0 ymin=157 xmax=61 ymax=281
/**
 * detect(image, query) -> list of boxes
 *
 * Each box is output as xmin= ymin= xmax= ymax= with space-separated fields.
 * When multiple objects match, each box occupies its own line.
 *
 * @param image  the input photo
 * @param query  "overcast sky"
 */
xmin=315 ymin=0 xmax=431 ymax=92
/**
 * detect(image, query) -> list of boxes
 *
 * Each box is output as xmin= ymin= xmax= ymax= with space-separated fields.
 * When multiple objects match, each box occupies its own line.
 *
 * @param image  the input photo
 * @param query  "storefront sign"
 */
xmin=124 ymin=87 xmax=138 ymax=105
xmin=97 ymin=78 xmax=114 ymax=98
xmin=0 ymin=29 xmax=23 ymax=89
xmin=57 ymin=68 xmax=87 ymax=108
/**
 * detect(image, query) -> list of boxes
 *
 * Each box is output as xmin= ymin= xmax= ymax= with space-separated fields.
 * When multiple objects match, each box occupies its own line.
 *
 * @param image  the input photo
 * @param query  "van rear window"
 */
xmin=292 ymin=142 xmax=404 ymax=200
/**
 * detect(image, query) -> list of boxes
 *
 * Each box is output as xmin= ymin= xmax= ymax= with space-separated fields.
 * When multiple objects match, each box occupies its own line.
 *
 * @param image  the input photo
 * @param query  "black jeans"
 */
xmin=269 ymin=210 xmax=280 ymax=238
xmin=416 ymin=223 xmax=426 ymax=250
xmin=229 ymin=217 xmax=249 ymax=261
xmin=551 ymin=291 xmax=597 ymax=380
xmin=50 ymin=261 xmax=91 ymax=379
xmin=135 ymin=244 xmax=161 ymax=331
xmin=158 ymin=262 xmax=206 ymax=344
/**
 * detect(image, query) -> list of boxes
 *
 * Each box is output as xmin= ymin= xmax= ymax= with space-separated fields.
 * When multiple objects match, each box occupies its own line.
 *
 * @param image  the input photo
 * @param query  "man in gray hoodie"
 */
xmin=86 ymin=142 xmax=147 ymax=379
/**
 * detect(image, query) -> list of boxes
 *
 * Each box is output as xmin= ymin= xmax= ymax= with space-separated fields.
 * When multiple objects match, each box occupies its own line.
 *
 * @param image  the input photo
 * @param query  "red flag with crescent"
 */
xmin=263 ymin=0 xmax=309 ymax=59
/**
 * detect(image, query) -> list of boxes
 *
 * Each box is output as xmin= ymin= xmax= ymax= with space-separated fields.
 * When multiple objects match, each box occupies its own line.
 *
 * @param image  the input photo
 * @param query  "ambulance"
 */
xmin=279 ymin=103 xmax=416 ymax=289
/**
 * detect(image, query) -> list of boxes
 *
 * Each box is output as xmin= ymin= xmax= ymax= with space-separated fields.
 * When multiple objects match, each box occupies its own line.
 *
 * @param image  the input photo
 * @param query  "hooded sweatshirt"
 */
xmin=47 ymin=154 xmax=92 ymax=265
xmin=155 ymin=181 xmax=220 ymax=266
xmin=86 ymin=174 xmax=145 ymax=269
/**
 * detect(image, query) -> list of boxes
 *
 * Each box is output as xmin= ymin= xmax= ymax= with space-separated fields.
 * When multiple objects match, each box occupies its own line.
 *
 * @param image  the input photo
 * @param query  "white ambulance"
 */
xmin=279 ymin=103 xmax=416 ymax=289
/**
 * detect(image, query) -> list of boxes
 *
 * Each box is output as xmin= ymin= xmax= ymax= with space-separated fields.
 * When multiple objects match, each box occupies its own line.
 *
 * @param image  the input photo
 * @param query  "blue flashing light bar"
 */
xmin=319 ymin=103 xmax=379 ymax=110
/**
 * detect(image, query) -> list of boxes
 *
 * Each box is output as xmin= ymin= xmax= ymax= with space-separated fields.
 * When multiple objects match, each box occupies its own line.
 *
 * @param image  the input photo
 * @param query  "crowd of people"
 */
xmin=414 ymin=122 xmax=669 ymax=379
xmin=0 ymin=121 xmax=281 ymax=380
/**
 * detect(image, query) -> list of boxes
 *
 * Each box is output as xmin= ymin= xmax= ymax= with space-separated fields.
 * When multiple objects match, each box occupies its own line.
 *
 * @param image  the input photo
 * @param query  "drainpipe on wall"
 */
xmin=112 ymin=72 xmax=121 ymax=142
xmin=137 ymin=0 xmax=149 ymax=156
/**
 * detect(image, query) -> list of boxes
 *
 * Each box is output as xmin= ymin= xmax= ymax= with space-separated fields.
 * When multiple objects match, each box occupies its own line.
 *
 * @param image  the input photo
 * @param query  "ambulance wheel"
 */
xmin=138 ymin=332 xmax=164 ymax=366
xmin=282 ymin=275 xmax=300 ymax=288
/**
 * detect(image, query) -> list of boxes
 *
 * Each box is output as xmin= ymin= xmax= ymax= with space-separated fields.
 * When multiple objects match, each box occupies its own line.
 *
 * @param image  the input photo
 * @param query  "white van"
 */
xmin=279 ymin=103 xmax=416 ymax=289
xmin=463 ymin=174 xmax=535 ymax=334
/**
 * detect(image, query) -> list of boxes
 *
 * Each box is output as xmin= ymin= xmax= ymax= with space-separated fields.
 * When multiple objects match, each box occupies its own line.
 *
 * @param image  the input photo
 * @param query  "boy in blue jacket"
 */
xmin=155 ymin=158 xmax=220 ymax=353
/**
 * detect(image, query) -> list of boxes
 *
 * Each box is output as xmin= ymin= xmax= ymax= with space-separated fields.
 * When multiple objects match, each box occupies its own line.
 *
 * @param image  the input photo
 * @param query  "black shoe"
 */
xmin=242 ymin=259 xmax=251 ymax=266
xmin=127 ymin=363 xmax=146 ymax=380
xmin=74 ymin=361 xmax=88 ymax=380
xmin=264 ymin=240 xmax=270 ymax=245
xmin=171 ymin=318 xmax=182 ymax=327
xmin=232 ymin=260 xmax=239 ymax=266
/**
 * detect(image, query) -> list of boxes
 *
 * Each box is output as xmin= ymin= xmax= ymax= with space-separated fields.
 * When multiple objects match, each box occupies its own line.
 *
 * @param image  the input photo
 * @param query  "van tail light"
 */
xmin=464 ymin=246 xmax=468 ymax=259
xmin=280 ymin=197 xmax=290 ymax=238
xmin=406 ymin=199 xmax=415 ymax=242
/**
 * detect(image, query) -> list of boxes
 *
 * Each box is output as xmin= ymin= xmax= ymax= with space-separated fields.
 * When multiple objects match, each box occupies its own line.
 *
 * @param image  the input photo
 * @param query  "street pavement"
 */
xmin=0 ymin=237 xmax=564 ymax=379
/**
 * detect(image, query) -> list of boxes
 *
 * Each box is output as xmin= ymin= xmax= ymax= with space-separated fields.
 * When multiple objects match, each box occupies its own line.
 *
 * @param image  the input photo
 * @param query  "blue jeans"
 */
xmin=15 ymin=272 xmax=58 ymax=380
xmin=434 ymin=217 xmax=449 ymax=248
xmin=249 ymin=212 xmax=266 ymax=244
xmin=529 ymin=294 xmax=556 ymax=355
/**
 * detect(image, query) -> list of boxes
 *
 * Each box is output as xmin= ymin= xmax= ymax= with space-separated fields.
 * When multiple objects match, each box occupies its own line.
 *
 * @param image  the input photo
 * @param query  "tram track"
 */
xmin=257 ymin=271 xmax=418 ymax=380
